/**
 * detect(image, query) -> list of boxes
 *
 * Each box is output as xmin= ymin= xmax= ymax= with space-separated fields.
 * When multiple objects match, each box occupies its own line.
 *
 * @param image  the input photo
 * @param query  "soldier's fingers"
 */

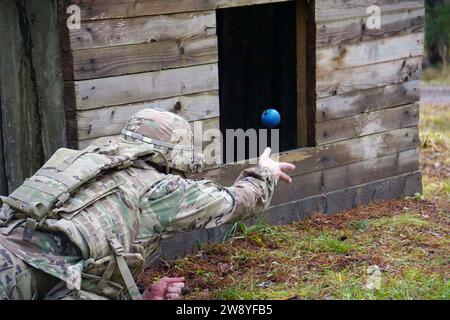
xmin=167 ymin=286 xmax=182 ymax=294
xmin=279 ymin=162 xmax=296 ymax=172
xmin=163 ymin=277 xmax=185 ymax=284
xmin=165 ymin=293 xmax=181 ymax=300
xmin=279 ymin=172 xmax=293 ymax=184
xmin=168 ymin=282 xmax=185 ymax=288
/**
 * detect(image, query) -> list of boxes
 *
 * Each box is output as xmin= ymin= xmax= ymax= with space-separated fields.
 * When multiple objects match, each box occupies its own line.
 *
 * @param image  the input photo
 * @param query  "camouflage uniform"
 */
xmin=0 ymin=109 xmax=276 ymax=300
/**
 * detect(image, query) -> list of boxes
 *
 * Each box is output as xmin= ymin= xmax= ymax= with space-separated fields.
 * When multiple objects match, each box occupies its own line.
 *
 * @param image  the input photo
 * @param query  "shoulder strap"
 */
xmin=108 ymin=237 xmax=143 ymax=300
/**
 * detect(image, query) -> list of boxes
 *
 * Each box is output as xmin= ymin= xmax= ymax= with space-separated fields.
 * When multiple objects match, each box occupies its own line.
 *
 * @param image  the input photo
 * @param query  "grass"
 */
xmin=138 ymin=100 xmax=450 ymax=300
xmin=302 ymin=234 xmax=356 ymax=254
xmin=423 ymin=64 xmax=450 ymax=86
xmin=419 ymin=103 xmax=449 ymax=202
xmin=369 ymin=214 xmax=429 ymax=228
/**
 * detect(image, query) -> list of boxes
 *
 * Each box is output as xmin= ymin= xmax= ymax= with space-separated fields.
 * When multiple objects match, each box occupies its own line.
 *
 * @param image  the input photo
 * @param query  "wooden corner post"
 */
xmin=296 ymin=0 xmax=316 ymax=148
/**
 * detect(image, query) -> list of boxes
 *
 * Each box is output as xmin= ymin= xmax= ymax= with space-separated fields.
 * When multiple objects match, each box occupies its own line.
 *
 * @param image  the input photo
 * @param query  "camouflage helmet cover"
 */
xmin=121 ymin=108 xmax=202 ymax=173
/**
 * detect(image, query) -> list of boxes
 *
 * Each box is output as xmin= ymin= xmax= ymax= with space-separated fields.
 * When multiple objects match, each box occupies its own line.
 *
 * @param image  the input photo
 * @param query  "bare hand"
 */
xmin=143 ymin=277 xmax=185 ymax=300
xmin=258 ymin=148 xmax=296 ymax=183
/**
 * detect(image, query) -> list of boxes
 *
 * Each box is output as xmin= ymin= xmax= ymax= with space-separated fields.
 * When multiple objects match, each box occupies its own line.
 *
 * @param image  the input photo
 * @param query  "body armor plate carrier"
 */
xmin=0 ymin=139 xmax=158 ymax=300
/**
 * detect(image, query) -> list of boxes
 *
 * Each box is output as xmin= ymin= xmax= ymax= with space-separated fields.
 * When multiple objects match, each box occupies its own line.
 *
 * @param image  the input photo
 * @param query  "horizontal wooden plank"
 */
xmin=158 ymin=171 xmax=422 ymax=259
xmin=320 ymin=149 xmax=419 ymax=194
xmin=77 ymin=91 xmax=219 ymax=140
xmin=315 ymin=0 xmax=424 ymax=22
xmin=317 ymin=57 xmax=422 ymax=98
xmin=318 ymin=171 xmax=422 ymax=214
xmin=192 ymin=116 xmax=220 ymax=132
xmin=70 ymin=0 xmax=294 ymax=21
xmin=193 ymin=126 xmax=419 ymax=184
xmin=74 ymin=63 xmax=219 ymax=109
xmin=271 ymin=148 xmax=419 ymax=205
xmin=316 ymin=103 xmax=419 ymax=145
xmin=268 ymin=171 xmax=421 ymax=222
xmin=317 ymin=33 xmax=423 ymax=72
xmin=73 ymin=35 xmax=218 ymax=80
xmin=316 ymin=7 xmax=424 ymax=48
xmin=316 ymin=81 xmax=420 ymax=122
xmin=70 ymin=11 xmax=216 ymax=50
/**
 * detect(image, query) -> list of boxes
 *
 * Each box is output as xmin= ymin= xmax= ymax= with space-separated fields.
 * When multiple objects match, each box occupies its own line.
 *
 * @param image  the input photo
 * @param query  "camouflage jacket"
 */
xmin=0 ymin=140 xmax=276 ymax=299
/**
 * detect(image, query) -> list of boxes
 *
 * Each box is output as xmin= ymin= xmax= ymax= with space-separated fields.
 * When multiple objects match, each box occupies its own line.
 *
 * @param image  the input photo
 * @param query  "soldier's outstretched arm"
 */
xmin=160 ymin=148 xmax=295 ymax=235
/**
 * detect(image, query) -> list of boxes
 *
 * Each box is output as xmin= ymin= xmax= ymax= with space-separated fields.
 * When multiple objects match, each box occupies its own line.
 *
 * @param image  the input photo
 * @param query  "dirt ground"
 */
xmin=138 ymin=86 xmax=449 ymax=300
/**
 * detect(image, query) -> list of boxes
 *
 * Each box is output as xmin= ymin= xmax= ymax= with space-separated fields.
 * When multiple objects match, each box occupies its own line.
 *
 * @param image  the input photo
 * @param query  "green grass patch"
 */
xmin=215 ymin=268 xmax=450 ymax=300
xmin=224 ymin=222 xmax=293 ymax=248
xmin=423 ymin=64 xmax=450 ymax=86
xmin=327 ymin=269 xmax=449 ymax=300
xmin=423 ymin=175 xmax=450 ymax=200
xmin=370 ymin=214 xmax=429 ymax=228
xmin=419 ymin=102 xmax=449 ymax=201
xmin=374 ymin=269 xmax=450 ymax=300
xmin=216 ymin=283 xmax=298 ymax=300
xmin=419 ymin=103 xmax=449 ymax=145
xmin=349 ymin=220 xmax=369 ymax=231
xmin=420 ymin=131 xmax=448 ymax=149
xmin=302 ymin=234 xmax=355 ymax=254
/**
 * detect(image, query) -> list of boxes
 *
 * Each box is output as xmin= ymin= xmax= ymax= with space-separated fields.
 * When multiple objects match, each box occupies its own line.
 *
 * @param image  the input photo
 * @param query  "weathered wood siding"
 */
xmin=60 ymin=1 xmax=226 ymax=152
xmin=70 ymin=0 xmax=295 ymax=20
xmin=0 ymin=0 xmax=66 ymax=194
xmin=195 ymin=0 xmax=424 ymax=209
xmin=61 ymin=0 xmax=305 ymax=150
xmin=59 ymin=0 xmax=423 ymax=218
xmin=313 ymin=0 xmax=424 ymax=206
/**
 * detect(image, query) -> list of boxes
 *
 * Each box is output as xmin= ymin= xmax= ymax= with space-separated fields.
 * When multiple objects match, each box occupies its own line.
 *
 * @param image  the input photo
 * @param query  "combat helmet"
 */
xmin=121 ymin=108 xmax=204 ymax=175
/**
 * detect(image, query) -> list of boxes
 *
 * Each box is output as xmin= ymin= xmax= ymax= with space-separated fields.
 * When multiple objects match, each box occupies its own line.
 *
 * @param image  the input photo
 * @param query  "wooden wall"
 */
xmin=0 ymin=0 xmax=66 ymax=195
xmin=193 ymin=0 xmax=424 ymax=210
xmin=311 ymin=0 xmax=424 ymax=206
xmin=60 ymin=0 xmax=295 ymax=151
xmin=59 ymin=0 xmax=423 ymax=214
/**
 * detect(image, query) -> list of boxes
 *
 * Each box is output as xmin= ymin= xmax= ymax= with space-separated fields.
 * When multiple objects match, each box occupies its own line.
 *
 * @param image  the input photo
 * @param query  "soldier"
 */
xmin=0 ymin=108 xmax=295 ymax=300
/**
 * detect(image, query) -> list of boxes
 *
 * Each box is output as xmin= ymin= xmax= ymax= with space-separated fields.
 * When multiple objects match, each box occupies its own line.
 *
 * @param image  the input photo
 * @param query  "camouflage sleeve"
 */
xmin=160 ymin=166 xmax=276 ymax=236
xmin=225 ymin=166 xmax=277 ymax=222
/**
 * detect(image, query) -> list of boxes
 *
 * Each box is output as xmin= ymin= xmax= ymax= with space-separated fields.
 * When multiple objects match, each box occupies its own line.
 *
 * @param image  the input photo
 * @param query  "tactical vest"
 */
xmin=0 ymin=138 xmax=161 ymax=300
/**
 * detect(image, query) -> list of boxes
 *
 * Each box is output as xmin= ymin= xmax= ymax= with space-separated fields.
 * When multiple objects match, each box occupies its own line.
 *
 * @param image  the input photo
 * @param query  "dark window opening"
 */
xmin=217 ymin=1 xmax=306 ymax=163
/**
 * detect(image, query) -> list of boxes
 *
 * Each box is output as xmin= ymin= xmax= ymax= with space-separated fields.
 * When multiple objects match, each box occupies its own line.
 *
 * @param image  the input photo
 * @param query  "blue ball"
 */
xmin=262 ymin=108 xmax=281 ymax=128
